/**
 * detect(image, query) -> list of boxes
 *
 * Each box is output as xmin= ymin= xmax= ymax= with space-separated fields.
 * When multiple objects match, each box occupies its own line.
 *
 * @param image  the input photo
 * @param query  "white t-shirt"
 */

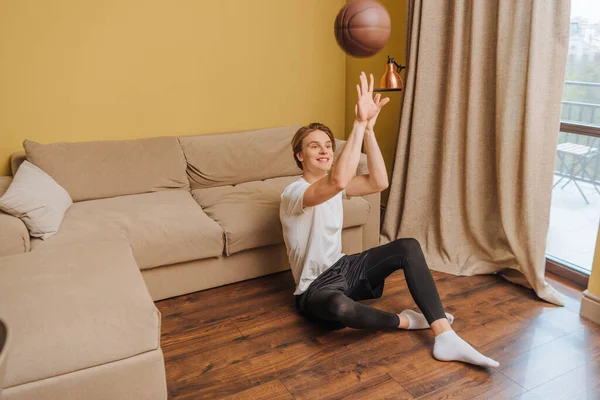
xmin=279 ymin=177 xmax=346 ymax=295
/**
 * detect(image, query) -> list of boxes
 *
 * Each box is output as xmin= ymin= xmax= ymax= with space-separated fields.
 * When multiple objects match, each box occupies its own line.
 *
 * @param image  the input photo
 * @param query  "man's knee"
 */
xmin=326 ymin=294 xmax=354 ymax=319
xmin=392 ymin=237 xmax=422 ymax=254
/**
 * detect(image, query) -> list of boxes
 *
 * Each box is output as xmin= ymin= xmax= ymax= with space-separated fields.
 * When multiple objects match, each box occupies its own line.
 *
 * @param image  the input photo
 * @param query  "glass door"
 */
xmin=546 ymin=0 xmax=600 ymax=276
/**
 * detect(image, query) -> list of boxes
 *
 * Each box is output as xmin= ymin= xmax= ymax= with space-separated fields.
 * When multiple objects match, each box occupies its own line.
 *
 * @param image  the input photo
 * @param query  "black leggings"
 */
xmin=305 ymin=238 xmax=446 ymax=329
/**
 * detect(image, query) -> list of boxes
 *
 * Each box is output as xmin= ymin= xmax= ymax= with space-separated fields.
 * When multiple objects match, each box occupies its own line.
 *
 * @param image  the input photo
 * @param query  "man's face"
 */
xmin=297 ymin=130 xmax=334 ymax=173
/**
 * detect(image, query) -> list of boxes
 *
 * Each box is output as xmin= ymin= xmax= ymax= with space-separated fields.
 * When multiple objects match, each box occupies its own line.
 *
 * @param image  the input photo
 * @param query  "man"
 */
xmin=279 ymin=72 xmax=499 ymax=368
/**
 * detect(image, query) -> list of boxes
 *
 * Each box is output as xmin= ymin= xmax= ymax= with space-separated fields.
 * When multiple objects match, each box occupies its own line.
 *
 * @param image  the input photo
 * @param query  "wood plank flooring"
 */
xmin=156 ymin=269 xmax=600 ymax=399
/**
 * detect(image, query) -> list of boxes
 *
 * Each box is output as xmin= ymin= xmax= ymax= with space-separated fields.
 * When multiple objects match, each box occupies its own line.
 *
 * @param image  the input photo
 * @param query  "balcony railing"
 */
xmin=555 ymin=81 xmax=600 ymax=190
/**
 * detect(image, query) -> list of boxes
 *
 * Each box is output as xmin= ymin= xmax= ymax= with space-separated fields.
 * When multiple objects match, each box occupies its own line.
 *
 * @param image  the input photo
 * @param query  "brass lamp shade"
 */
xmin=379 ymin=55 xmax=405 ymax=90
xmin=380 ymin=63 xmax=403 ymax=89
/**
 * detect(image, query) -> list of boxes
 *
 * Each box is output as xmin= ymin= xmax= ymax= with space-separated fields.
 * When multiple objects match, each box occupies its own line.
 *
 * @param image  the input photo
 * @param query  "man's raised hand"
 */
xmin=366 ymin=93 xmax=390 ymax=132
xmin=355 ymin=71 xmax=390 ymax=123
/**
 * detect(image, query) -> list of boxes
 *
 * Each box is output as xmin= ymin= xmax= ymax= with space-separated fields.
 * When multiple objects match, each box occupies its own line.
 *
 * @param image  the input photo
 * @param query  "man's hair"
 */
xmin=291 ymin=123 xmax=336 ymax=170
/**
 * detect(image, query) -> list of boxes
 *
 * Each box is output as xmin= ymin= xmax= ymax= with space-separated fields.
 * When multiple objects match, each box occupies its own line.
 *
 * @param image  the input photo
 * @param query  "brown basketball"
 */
xmin=334 ymin=0 xmax=391 ymax=58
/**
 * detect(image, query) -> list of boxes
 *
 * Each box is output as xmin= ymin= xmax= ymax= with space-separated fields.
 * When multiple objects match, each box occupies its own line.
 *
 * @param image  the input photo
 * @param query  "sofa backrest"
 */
xmin=179 ymin=125 xmax=303 ymax=189
xmin=23 ymin=137 xmax=189 ymax=202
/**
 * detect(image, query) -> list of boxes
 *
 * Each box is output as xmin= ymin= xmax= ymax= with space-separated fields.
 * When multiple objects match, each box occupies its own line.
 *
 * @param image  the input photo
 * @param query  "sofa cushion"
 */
xmin=23 ymin=136 xmax=189 ymax=202
xmin=179 ymin=125 xmax=303 ymax=189
xmin=0 ymin=161 xmax=73 ymax=240
xmin=0 ymin=241 xmax=160 ymax=388
xmin=191 ymin=176 xmax=371 ymax=256
xmin=31 ymin=190 xmax=224 ymax=269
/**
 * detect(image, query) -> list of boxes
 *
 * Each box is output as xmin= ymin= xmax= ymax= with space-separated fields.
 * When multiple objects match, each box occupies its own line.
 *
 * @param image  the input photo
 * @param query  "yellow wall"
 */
xmin=587 ymin=224 xmax=600 ymax=296
xmin=4 ymin=0 xmax=594 ymax=292
xmin=0 ymin=0 xmax=347 ymax=176
xmin=344 ymin=0 xmax=407 ymax=206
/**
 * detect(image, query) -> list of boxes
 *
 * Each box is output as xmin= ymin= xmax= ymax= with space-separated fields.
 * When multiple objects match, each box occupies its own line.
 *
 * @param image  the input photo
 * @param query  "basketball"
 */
xmin=334 ymin=0 xmax=391 ymax=58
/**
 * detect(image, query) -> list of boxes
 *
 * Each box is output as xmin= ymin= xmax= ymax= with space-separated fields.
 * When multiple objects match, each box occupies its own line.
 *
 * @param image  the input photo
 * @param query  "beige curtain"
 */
xmin=381 ymin=0 xmax=571 ymax=306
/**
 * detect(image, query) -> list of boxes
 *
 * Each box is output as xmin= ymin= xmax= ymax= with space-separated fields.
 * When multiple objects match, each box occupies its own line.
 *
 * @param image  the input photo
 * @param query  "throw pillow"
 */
xmin=0 ymin=161 xmax=72 ymax=239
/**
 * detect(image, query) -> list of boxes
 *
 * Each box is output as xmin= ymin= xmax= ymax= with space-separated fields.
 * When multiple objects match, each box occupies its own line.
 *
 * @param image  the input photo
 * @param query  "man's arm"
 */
xmin=345 ymin=94 xmax=390 ymax=197
xmin=303 ymin=72 xmax=383 ymax=207
xmin=302 ymin=119 xmax=367 ymax=207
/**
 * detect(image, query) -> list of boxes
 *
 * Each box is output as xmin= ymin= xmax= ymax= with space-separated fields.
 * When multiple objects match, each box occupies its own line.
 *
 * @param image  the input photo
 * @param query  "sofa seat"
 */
xmin=0 ymin=241 xmax=162 ymax=389
xmin=31 ymin=190 xmax=224 ymax=270
xmin=192 ymin=176 xmax=371 ymax=256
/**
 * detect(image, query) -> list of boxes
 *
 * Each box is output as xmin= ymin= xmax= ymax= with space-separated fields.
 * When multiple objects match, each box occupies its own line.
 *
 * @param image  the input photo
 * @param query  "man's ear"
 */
xmin=296 ymin=152 xmax=303 ymax=162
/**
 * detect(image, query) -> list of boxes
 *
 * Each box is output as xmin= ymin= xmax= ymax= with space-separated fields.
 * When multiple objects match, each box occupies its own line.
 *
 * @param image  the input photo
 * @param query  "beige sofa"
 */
xmin=0 ymin=125 xmax=380 ymax=399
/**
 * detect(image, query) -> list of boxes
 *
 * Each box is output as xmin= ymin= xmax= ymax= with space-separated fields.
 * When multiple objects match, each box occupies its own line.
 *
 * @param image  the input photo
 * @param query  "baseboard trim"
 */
xmin=580 ymin=290 xmax=600 ymax=325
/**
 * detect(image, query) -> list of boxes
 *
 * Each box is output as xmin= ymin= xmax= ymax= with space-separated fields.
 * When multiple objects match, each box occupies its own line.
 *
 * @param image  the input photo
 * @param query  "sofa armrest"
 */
xmin=0 ymin=212 xmax=30 ymax=257
xmin=11 ymin=151 xmax=26 ymax=175
xmin=0 ymin=177 xmax=30 ymax=257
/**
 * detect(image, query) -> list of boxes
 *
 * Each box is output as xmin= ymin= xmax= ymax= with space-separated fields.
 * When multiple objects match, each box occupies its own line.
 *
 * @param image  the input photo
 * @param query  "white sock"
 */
xmin=433 ymin=330 xmax=499 ymax=368
xmin=400 ymin=309 xmax=454 ymax=329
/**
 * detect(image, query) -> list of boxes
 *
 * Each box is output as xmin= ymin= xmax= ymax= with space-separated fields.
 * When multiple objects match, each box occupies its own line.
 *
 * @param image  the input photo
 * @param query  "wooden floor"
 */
xmin=156 ymin=269 xmax=600 ymax=400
